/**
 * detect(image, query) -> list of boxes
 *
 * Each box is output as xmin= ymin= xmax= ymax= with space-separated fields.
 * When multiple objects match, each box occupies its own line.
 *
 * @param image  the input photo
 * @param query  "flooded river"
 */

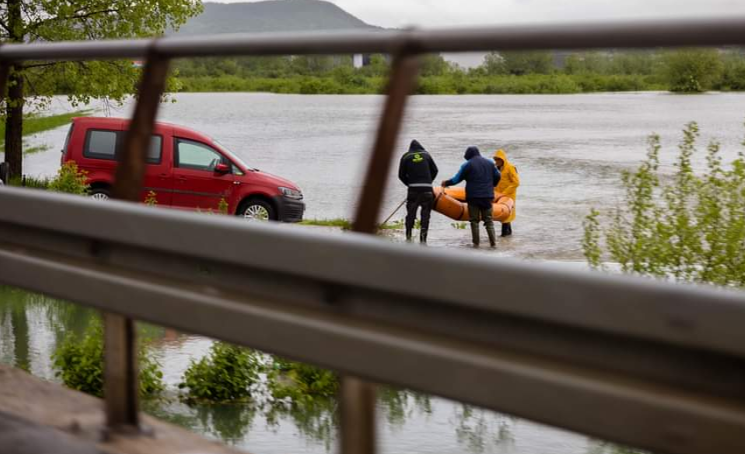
xmin=4 ymin=92 xmax=745 ymax=453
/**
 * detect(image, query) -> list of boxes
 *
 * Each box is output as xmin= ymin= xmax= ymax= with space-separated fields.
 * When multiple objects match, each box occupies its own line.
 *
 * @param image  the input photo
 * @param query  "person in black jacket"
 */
xmin=398 ymin=139 xmax=438 ymax=243
xmin=442 ymin=146 xmax=501 ymax=247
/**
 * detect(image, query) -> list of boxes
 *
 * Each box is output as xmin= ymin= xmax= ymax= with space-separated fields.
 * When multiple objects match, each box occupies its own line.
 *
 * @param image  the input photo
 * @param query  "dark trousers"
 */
xmin=468 ymin=203 xmax=494 ymax=229
xmin=406 ymin=189 xmax=434 ymax=233
xmin=468 ymin=199 xmax=496 ymax=246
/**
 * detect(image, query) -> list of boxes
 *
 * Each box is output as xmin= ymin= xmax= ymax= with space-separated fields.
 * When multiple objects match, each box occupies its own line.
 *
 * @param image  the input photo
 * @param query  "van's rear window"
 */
xmin=83 ymin=129 xmax=162 ymax=164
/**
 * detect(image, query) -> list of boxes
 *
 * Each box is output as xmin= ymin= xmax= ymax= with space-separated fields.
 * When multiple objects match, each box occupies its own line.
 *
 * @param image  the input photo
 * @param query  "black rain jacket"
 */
xmin=398 ymin=140 xmax=439 ymax=189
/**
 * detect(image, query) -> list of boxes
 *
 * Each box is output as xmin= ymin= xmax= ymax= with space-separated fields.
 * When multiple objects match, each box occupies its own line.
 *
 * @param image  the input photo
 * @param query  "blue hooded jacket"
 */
xmin=444 ymin=146 xmax=501 ymax=200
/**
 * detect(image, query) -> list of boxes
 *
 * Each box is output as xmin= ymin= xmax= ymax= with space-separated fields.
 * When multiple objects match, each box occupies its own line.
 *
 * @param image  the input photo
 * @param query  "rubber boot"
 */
xmin=501 ymin=223 xmax=512 ymax=237
xmin=419 ymin=229 xmax=428 ymax=244
xmin=470 ymin=223 xmax=480 ymax=247
xmin=486 ymin=223 xmax=497 ymax=247
xmin=406 ymin=228 xmax=413 ymax=242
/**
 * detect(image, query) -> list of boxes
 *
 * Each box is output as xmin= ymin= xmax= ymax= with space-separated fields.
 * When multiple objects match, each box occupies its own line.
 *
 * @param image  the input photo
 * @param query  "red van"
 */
xmin=61 ymin=117 xmax=304 ymax=222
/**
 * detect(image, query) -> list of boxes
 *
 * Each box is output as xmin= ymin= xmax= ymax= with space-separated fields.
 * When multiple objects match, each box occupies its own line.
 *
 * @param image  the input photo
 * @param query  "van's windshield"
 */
xmin=213 ymin=139 xmax=255 ymax=172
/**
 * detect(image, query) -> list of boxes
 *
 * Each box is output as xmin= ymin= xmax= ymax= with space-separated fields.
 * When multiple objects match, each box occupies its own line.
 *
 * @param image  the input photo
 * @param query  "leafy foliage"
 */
xmin=175 ymin=49 xmax=745 ymax=95
xmin=52 ymin=319 xmax=165 ymax=398
xmin=179 ymin=342 xmax=260 ymax=403
xmin=661 ymin=49 xmax=724 ymax=92
xmin=218 ymin=197 xmax=229 ymax=214
xmin=269 ymin=357 xmax=339 ymax=404
xmin=583 ymin=122 xmax=745 ymax=286
xmin=145 ymin=191 xmax=158 ymax=206
xmin=48 ymin=161 xmax=89 ymax=195
xmin=1 ymin=0 xmax=203 ymax=178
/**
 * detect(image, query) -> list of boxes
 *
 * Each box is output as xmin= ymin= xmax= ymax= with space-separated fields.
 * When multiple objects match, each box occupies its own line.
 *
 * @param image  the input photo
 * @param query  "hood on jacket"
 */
xmin=408 ymin=140 xmax=425 ymax=153
xmin=493 ymin=149 xmax=509 ymax=165
xmin=464 ymin=146 xmax=481 ymax=160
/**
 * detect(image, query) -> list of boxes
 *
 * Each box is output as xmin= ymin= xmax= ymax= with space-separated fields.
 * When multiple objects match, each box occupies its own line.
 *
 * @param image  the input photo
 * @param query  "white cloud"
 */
xmin=214 ymin=0 xmax=745 ymax=28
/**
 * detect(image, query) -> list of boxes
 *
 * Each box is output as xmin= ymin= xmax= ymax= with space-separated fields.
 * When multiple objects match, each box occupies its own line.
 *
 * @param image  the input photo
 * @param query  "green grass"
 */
xmin=299 ymin=218 xmax=407 ymax=231
xmin=379 ymin=219 xmax=406 ymax=230
xmin=8 ymin=175 xmax=51 ymax=189
xmin=0 ymin=110 xmax=93 ymax=154
xmin=300 ymin=218 xmax=353 ymax=229
xmin=24 ymin=144 xmax=51 ymax=155
xmin=0 ymin=110 xmax=92 ymax=154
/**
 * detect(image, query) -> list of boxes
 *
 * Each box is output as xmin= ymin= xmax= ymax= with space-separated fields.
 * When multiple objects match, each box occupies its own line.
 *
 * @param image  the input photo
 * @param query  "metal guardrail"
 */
xmin=2 ymin=16 xmax=745 ymax=454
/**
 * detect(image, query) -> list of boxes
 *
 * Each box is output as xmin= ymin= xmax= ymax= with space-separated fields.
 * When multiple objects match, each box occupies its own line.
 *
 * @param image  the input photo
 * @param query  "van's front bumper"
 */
xmin=274 ymin=196 xmax=305 ymax=222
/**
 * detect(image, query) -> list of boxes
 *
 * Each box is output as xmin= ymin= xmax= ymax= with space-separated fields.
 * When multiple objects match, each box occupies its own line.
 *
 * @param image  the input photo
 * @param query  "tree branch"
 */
xmin=23 ymin=61 xmax=64 ymax=69
xmin=29 ymin=8 xmax=119 ymax=31
xmin=0 ymin=17 xmax=10 ymax=34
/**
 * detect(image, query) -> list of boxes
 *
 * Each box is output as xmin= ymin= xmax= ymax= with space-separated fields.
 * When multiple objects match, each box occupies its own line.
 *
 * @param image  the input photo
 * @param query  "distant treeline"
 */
xmin=174 ymin=49 xmax=745 ymax=94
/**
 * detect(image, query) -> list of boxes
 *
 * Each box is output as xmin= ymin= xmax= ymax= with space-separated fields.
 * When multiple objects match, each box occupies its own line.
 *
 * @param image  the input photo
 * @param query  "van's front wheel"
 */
xmin=238 ymin=199 xmax=276 ymax=221
xmin=90 ymin=188 xmax=111 ymax=200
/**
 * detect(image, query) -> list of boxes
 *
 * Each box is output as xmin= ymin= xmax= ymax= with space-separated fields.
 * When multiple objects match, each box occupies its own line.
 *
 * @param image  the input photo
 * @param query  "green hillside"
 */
xmin=174 ymin=0 xmax=379 ymax=35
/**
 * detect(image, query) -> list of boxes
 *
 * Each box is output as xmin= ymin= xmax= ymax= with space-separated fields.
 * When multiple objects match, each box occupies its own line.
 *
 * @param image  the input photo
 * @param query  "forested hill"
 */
xmin=173 ymin=0 xmax=380 ymax=35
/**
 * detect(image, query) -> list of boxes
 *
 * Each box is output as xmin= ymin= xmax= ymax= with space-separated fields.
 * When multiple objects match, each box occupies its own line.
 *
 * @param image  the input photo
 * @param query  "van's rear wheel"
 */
xmin=90 ymin=188 xmax=111 ymax=200
xmin=238 ymin=199 xmax=276 ymax=221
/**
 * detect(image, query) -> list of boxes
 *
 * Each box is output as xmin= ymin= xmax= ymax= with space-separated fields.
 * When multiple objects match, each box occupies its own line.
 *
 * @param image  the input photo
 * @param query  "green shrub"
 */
xmin=179 ymin=342 xmax=260 ymax=403
xmin=52 ymin=320 xmax=164 ymax=398
xmin=269 ymin=357 xmax=338 ymax=404
xmin=583 ymin=122 xmax=745 ymax=286
xmin=661 ymin=49 xmax=723 ymax=93
xmin=144 ymin=190 xmax=158 ymax=206
xmin=48 ymin=161 xmax=89 ymax=195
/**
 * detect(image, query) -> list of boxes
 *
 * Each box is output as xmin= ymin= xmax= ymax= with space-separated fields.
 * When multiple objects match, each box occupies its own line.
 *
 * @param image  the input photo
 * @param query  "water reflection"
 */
xmin=0 ymin=286 xmax=607 ymax=454
xmin=454 ymin=404 xmax=515 ymax=454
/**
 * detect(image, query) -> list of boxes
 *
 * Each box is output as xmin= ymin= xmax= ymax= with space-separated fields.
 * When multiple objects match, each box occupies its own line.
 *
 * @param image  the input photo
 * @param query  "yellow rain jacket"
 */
xmin=493 ymin=149 xmax=520 ymax=223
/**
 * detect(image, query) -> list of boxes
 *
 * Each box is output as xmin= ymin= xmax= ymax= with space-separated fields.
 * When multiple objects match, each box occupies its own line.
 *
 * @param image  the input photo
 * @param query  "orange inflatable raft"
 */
xmin=433 ymin=187 xmax=515 ymax=222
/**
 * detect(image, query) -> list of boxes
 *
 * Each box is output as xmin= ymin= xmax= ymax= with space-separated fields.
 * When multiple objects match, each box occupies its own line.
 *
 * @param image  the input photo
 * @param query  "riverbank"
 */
xmin=177 ymin=74 xmax=667 ymax=95
xmin=0 ymin=110 xmax=91 ymax=155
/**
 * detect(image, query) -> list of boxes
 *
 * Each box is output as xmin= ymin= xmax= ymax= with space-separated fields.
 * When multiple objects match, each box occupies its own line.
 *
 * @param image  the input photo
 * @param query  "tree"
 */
xmin=419 ymin=54 xmax=450 ymax=77
xmin=480 ymin=51 xmax=505 ymax=75
xmin=500 ymin=51 xmax=554 ymax=75
xmin=661 ymin=48 xmax=723 ymax=93
xmin=1 ymin=0 xmax=203 ymax=180
xmin=718 ymin=50 xmax=745 ymax=90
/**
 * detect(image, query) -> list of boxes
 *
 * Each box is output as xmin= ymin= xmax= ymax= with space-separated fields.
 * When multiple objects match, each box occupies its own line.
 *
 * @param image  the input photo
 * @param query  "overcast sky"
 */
xmin=215 ymin=0 xmax=745 ymax=28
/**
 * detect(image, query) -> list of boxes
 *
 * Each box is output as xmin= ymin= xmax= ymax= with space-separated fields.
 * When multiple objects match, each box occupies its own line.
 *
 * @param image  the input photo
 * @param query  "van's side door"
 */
xmin=170 ymin=137 xmax=235 ymax=211
xmin=141 ymin=132 xmax=173 ymax=206
xmin=81 ymin=128 xmax=172 ymax=205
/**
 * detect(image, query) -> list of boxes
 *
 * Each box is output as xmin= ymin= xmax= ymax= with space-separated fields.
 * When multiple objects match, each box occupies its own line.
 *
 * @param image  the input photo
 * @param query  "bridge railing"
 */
xmin=2 ymin=17 xmax=745 ymax=454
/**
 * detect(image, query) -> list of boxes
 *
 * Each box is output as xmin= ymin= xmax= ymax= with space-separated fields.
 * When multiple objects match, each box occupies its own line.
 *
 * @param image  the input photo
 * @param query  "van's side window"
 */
xmin=83 ymin=129 xmax=162 ymax=164
xmin=175 ymin=138 xmax=226 ymax=172
xmin=147 ymin=136 xmax=162 ymax=164
xmin=84 ymin=130 xmax=117 ymax=160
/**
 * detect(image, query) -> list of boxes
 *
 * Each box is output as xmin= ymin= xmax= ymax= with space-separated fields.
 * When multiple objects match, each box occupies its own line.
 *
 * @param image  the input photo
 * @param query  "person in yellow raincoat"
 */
xmin=493 ymin=149 xmax=520 ymax=236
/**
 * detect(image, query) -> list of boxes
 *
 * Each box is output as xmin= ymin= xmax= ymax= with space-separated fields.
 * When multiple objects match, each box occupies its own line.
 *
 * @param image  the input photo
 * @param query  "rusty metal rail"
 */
xmin=2 ymin=15 xmax=745 ymax=454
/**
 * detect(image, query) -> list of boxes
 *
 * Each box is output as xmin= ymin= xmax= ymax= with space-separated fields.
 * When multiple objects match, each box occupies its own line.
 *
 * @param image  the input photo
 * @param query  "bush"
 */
xmin=49 ymin=161 xmax=89 ymax=195
xmin=52 ymin=319 xmax=165 ymax=398
xmin=661 ymin=49 xmax=723 ymax=93
xmin=269 ymin=357 xmax=338 ymax=404
xmin=179 ymin=342 xmax=260 ymax=403
xmin=583 ymin=122 xmax=745 ymax=286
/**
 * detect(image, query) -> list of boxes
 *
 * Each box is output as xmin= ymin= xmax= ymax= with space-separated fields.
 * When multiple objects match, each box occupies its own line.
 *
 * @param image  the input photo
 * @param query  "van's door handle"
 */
xmin=176 ymin=176 xmax=187 ymax=182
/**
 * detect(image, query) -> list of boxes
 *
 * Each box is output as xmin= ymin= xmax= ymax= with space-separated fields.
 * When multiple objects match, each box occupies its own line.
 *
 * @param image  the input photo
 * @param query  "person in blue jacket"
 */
xmin=441 ymin=146 xmax=501 ymax=247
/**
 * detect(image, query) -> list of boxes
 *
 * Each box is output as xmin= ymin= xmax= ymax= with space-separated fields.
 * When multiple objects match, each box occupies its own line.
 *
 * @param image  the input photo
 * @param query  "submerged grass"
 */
xmin=299 ymin=218 xmax=353 ymax=229
xmin=299 ymin=218 xmax=406 ymax=231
